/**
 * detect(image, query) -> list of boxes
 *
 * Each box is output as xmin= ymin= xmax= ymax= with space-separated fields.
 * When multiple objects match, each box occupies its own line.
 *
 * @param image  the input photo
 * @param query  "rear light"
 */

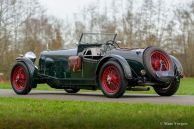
xmin=140 ymin=69 xmax=146 ymax=76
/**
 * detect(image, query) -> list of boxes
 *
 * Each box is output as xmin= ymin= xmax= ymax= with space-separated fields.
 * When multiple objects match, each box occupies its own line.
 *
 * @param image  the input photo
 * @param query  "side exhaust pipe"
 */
xmin=130 ymin=87 xmax=150 ymax=91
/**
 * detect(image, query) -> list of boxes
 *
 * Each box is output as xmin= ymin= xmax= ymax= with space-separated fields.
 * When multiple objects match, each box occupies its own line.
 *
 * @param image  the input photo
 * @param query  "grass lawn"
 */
xmin=0 ymin=78 xmax=194 ymax=95
xmin=0 ymin=97 xmax=193 ymax=129
xmin=0 ymin=82 xmax=54 ymax=90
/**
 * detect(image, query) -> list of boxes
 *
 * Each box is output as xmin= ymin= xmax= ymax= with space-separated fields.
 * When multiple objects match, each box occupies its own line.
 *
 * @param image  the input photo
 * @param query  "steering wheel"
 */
xmin=100 ymin=40 xmax=119 ymax=55
xmin=105 ymin=40 xmax=119 ymax=48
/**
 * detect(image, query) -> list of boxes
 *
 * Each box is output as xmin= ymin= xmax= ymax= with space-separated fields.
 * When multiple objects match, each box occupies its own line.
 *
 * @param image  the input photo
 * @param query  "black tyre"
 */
xmin=143 ymin=46 xmax=174 ymax=82
xmin=153 ymin=77 xmax=180 ymax=96
xmin=11 ymin=62 xmax=32 ymax=95
xmin=65 ymin=88 xmax=80 ymax=93
xmin=98 ymin=60 xmax=128 ymax=98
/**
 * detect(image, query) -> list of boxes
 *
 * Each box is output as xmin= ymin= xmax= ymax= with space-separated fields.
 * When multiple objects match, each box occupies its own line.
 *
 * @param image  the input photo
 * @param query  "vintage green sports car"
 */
xmin=10 ymin=33 xmax=183 ymax=98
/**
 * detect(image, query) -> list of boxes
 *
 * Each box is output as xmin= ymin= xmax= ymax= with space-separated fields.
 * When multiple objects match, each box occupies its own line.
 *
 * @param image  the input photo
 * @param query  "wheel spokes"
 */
xmin=12 ymin=66 xmax=27 ymax=90
xmin=101 ymin=65 xmax=121 ymax=93
xmin=151 ymin=51 xmax=170 ymax=72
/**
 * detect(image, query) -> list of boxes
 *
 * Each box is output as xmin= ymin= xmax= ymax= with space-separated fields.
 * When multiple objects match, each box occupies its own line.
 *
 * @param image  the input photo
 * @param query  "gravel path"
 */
xmin=0 ymin=89 xmax=194 ymax=105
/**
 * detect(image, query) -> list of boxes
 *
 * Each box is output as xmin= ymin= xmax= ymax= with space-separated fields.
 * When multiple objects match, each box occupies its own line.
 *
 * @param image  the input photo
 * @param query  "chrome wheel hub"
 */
xmin=107 ymin=75 xmax=111 ymax=85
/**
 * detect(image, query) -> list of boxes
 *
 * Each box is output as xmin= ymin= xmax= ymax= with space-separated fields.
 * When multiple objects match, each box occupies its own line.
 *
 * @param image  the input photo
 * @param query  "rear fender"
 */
xmin=96 ymin=54 xmax=132 ymax=79
xmin=170 ymin=56 xmax=184 ymax=78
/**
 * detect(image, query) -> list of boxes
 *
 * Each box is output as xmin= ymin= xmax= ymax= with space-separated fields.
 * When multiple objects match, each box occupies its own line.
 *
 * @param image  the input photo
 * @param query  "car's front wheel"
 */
xmin=99 ymin=60 xmax=128 ymax=98
xmin=65 ymin=88 xmax=80 ymax=93
xmin=11 ymin=62 xmax=32 ymax=95
xmin=153 ymin=77 xmax=180 ymax=96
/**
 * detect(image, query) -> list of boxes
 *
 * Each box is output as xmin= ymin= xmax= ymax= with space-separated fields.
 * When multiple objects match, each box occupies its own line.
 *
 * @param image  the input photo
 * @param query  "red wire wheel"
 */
xmin=99 ymin=60 xmax=127 ymax=98
xmin=101 ymin=65 xmax=121 ymax=94
xmin=11 ymin=62 xmax=31 ymax=95
xmin=12 ymin=66 xmax=27 ymax=91
xmin=151 ymin=51 xmax=170 ymax=71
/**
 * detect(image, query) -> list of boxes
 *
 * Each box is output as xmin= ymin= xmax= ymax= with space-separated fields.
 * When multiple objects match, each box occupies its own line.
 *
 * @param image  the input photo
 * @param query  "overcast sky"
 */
xmin=39 ymin=0 xmax=96 ymax=20
xmin=39 ymin=0 xmax=192 ymax=20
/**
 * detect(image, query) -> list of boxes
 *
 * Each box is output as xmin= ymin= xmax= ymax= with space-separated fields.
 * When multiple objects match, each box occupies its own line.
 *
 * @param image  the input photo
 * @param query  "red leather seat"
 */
xmin=68 ymin=56 xmax=81 ymax=71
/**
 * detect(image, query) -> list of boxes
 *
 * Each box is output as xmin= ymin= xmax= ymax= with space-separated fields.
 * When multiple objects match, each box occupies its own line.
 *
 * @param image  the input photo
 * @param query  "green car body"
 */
xmin=11 ymin=33 xmax=183 ymax=98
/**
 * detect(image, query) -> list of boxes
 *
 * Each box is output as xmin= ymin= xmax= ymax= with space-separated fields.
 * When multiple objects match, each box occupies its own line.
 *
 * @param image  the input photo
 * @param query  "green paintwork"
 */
xmin=38 ymin=46 xmax=148 ymax=89
xmin=127 ymin=59 xmax=144 ymax=77
xmin=82 ymin=58 xmax=98 ymax=78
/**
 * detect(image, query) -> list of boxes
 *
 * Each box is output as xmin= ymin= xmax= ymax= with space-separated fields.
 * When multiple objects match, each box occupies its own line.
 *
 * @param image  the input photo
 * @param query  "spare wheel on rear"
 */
xmin=143 ymin=46 xmax=174 ymax=82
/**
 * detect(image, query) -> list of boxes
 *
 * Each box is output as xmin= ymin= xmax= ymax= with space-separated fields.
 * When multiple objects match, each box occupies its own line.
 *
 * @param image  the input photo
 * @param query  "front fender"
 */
xmin=16 ymin=57 xmax=38 ymax=87
xmin=170 ymin=55 xmax=184 ymax=77
xmin=96 ymin=54 xmax=132 ymax=79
